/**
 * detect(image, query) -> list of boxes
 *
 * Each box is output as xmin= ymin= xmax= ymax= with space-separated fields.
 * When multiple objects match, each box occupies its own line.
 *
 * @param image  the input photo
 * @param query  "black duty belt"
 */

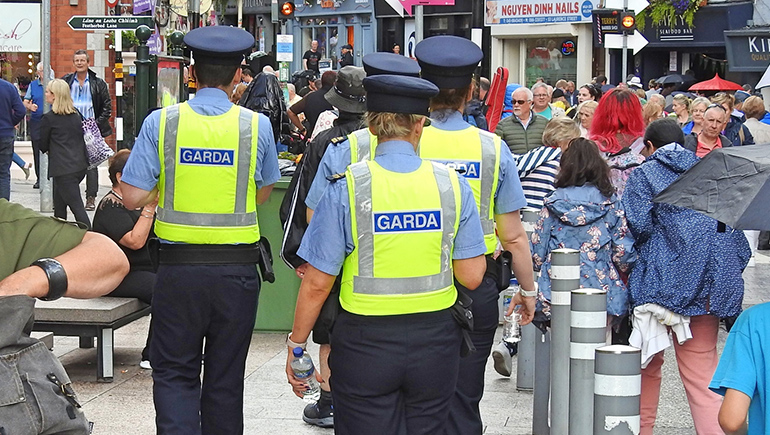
xmin=158 ymin=243 xmax=261 ymax=265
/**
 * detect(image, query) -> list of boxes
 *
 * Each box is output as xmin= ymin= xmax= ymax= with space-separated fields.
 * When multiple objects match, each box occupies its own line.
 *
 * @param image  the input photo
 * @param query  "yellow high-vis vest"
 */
xmin=348 ymin=128 xmax=378 ymax=164
xmin=341 ymin=160 xmax=462 ymax=316
xmin=419 ymin=125 xmax=501 ymax=254
xmin=155 ymin=103 xmax=261 ymax=244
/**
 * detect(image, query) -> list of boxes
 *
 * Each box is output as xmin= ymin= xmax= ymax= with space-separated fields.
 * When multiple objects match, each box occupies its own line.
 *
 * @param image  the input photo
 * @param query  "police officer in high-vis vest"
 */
xmin=414 ymin=35 xmax=537 ymax=435
xmin=121 ymin=26 xmax=280 ymax=435
xmin=285 ymin=74 xmax=487 ymax=434
xmin=304 ymin=52 xmax=420 ymax=215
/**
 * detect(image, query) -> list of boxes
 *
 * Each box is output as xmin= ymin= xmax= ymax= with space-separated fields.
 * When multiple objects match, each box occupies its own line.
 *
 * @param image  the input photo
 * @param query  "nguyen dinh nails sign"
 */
xmin=0 ymin=4 xmax=41 ymax=52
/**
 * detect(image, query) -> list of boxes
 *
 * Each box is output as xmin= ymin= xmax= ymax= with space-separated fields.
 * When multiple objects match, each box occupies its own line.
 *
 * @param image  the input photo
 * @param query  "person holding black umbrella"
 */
xmin=623 ymin=118 xmax=751 ymax=435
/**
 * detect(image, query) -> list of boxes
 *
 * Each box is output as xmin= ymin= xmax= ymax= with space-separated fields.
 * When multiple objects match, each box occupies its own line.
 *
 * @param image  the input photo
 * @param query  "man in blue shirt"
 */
xmin=0 ymin=74 xmax=26 ymax=200
xmin=121 ymin=26 xmax=280 ymax=435
xmin=24 ymin=62 xmax=48 ymax=188
xmin=710 ymin=302 xmax=770 ymax=435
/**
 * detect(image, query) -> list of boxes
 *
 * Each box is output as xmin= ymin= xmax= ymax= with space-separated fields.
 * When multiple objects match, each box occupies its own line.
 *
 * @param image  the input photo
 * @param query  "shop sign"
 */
xmin=561 ymin=40 xmax=575 ymax=55
xmin=0 ymin=3 xmax=41 ymax=52
xmin=725 ymin=30 xmax=770 ymax=72
xmin=485 ymin=0 xmax=598 ymax=25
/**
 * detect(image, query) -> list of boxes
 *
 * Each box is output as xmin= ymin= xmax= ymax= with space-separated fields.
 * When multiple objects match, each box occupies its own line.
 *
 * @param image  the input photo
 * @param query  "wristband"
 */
xmin=287 ymin=332 xmax=307 ymax=350
xmin=519 ymin=282 xmax=538 ymax=298
xmin=32 ymin=258 xmax=68 ymax=301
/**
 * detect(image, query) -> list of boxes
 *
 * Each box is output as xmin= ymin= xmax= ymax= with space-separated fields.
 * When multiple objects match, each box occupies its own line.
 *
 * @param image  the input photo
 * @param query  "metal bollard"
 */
xmin=549 ymin=248 xmax=580 ymax=435
xmin=594 ymin=345 xmax=641 ymax=435
xmin=569 ymin=288 xmax=607 ymax=435
xmin=517 ymin=207 xmax=539 ymax=391
xmin=532 ymin=328 xmax=551 ymax=435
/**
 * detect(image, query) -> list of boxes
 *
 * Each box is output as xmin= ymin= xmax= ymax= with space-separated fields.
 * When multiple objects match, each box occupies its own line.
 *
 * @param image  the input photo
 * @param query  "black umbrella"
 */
xmin=656 ymin=74 xmax=684 ymax=84
xmin=654 ymin=145 xmax=770 ymax=230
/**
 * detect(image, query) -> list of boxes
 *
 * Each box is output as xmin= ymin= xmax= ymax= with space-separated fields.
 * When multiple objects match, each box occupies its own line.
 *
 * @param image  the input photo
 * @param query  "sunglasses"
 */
xmin=707 ymin=103 xmax=726 ymax=111
xmin=512 ymin=99 xmax=530 ymax=105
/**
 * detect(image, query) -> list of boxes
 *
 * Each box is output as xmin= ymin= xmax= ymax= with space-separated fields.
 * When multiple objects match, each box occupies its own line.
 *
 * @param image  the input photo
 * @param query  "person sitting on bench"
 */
xmin=93 ymin=149 xmax=157 ymax=370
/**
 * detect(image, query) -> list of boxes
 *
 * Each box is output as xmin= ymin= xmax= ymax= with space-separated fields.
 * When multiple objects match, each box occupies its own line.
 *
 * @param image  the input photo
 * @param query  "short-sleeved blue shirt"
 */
xmin=122 ymin=87 xmax=280 ymax=192
xmin=297 ymin=140 xmax=486 ymax=276
xmin=24 ymin=79 xmax=44 ymax=121
xmin=710 ymin=302 xmax=770 ymax=435
xmin=305 ymin=110 xmax=527 ymax=214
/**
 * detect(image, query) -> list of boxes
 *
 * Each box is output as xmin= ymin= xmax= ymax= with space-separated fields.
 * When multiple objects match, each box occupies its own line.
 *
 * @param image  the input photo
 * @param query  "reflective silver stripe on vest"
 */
xmin=349 ymin=162 xmax=456 ymax=295
xmin=353 ymin=129 xmax=371 ymax=163
xmin=158 ymin=104 xmax=256 ymax=227
xmin=479 ymin=132 xmax=497 ymax=235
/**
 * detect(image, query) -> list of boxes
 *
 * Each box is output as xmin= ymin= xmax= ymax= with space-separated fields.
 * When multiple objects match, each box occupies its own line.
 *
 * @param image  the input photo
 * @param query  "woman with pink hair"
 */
xmin=589 ymin=88 xmax=646 ymax=198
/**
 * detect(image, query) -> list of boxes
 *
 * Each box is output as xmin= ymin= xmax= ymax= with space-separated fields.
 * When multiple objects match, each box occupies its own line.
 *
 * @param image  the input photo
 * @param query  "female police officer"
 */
xmin=285 ymin=74 xmax=487 ymax=434
xmin=415 ymin=35 xmax=537 ymax=435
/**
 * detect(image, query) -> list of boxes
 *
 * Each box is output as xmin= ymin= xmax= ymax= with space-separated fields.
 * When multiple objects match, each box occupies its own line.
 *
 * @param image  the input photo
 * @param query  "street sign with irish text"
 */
xmin=67 ymin=16 xmax=153 ymax=31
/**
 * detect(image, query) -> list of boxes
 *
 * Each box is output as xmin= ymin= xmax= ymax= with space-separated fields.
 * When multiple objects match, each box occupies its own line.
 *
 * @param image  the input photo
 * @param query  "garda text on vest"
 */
xmin=179 ymin=148 xmax=235 ymax=166
xmin=430 ymin=160 xmax=481 ymax=179
xmin=373 ymin=210 xmax=442 ymax=234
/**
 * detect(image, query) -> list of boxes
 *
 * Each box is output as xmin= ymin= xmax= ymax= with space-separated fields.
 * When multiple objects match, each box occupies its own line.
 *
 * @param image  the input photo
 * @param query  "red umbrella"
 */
xmin=688 ymin=74 xmax=744 ymax=91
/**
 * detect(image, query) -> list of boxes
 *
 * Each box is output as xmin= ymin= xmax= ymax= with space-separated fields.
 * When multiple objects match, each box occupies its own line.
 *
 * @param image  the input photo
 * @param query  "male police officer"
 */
xmin=415 ymin=35 xmax=536 ymax=435
xmin=286 ymin=74 xmax=486 ymax=434
xmin=120 ymin=27 xmax=280 ymax=435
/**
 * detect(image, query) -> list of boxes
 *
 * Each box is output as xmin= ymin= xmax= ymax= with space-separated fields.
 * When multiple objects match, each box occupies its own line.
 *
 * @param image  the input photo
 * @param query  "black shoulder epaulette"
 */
xmin=330 ymin=136 xmax=347 ymax=145
xmin=326 ymin=173 xmax=347 ymax=182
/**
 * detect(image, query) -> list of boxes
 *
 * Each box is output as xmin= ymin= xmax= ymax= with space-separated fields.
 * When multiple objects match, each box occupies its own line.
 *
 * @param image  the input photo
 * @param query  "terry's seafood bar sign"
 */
xmin=0 ymin=4 xmax=41 ymax=52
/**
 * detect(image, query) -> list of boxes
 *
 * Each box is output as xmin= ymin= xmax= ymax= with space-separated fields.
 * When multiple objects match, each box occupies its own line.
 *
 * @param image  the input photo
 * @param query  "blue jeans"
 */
xmin=0 ymin=136 xmax=13 ymax=200
xmin=12 ymin=152 xmax=26 ymax=168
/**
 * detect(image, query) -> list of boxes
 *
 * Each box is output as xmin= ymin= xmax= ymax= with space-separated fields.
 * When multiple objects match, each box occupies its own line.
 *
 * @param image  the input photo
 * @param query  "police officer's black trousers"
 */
xmin=330 ymin=308 xmax=462 ymax=435
xmin=150 ymin=264 xmax=260 ymax=435
xmin=446 ymin=276 xmax=500 ymax=435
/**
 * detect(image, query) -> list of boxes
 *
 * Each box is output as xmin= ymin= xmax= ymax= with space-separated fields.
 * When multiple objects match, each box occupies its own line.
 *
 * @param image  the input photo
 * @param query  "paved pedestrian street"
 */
xmin=8 ymin=170 xmax=770 ymax=434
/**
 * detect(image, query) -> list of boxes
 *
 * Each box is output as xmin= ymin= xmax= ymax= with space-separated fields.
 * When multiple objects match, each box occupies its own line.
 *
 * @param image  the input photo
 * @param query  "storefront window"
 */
xmin=525 ymin=38 xmax=577 ymax=86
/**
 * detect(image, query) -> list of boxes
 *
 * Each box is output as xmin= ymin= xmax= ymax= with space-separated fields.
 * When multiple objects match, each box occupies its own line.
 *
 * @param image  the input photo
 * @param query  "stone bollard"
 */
xmin=594 ymin=345 xmax=641 ymax=435
xmin=549 ymin=248 xmax=581 ymax=435
xmin=569 ymin=288 xmax=607 ymax=435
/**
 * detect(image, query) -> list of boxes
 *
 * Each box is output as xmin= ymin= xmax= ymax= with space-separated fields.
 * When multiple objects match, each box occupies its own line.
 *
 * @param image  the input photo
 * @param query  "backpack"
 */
xmin=0 ymin=296 xmax=90 ymax=435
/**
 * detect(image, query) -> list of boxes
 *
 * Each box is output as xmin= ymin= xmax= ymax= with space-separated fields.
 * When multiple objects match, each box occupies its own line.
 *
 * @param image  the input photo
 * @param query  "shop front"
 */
xmin=221 ymin=0 xmax=278 ymax=64
xmin=631 ymin=1 xmax=753 ymax=87
xmin=487 ymin=0 xmax=597 ymax=87
xmin=724 ymin=27 xmax=770 ymax=88
xmin=0 ymin=2 xmax=42 ymax=141
xmin=289 ymin=0 xmax=376 ymax=71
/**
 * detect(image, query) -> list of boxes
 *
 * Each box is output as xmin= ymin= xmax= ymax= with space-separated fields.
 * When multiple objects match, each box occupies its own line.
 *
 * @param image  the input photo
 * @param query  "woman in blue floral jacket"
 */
xmin=622 ymin=118 xmax=750 ymax=435
xmin=531 ymin=138 xmax=636 ymax=323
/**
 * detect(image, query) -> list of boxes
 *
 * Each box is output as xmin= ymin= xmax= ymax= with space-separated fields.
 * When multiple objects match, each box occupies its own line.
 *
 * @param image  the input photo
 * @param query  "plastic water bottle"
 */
xmin=502 ymin=278 xmax=522 ymax=344
xmin=290 ymin=347 xmax=321 ymax=402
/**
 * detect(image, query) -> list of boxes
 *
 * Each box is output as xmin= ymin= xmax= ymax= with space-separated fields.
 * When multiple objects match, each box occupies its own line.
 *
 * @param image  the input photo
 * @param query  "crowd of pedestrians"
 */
xmin=5 ymin=30 xmax=770 ymax=435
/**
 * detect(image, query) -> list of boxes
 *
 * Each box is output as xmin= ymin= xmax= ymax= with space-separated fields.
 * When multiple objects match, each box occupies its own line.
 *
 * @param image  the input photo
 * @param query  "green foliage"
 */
xmin=637 ymin=0 xmax=700 ymax=31
xmin=122 ymin=30 xmax=140 ymax=48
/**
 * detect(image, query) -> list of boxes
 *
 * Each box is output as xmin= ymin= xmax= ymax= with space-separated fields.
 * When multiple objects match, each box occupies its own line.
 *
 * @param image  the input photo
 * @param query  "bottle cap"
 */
xmin=292 ymin=347 xmax=304 ymax=357
xmin=509 ymin=278 xmax=518 ymax=286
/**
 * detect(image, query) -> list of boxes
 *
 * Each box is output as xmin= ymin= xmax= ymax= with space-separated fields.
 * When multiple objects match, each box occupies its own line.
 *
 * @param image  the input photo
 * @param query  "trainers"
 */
xmin=492 ymin=342 xmax=513 ymax=377
xmin=302 ymin=401 xmax=334 ymax=428
xmin=22 ymin=163 xmax=31 ymax=180
xmin=85 ymin=196 xmax=96 ymax=211
xmin=139 ymin=360 xmax=152 ymax=370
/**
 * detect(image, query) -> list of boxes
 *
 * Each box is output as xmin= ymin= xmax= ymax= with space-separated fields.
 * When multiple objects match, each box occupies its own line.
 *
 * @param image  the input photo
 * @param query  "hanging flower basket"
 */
xmin=637 ymin=0 xmax=702 ymax=31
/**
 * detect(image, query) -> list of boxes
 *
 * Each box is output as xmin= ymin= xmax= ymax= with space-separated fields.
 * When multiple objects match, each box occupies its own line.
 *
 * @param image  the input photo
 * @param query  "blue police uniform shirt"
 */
xmin=297 ymin=140 xmax=487 ymax=276
xmin=305 ymin=110 xmax=527 ymax=215
xmin=122 ymin=87 xmax=280 ymax=192
xmin=710 ymin=302 xmax=770 ymax=435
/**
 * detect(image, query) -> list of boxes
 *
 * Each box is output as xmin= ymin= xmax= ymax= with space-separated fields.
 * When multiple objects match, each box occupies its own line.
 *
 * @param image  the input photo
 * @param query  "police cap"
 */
xmin=184 ymin=26 xmax=255 ymax=66
xmin=363 ymin=75 xmax=438 ymax=116
xmin=415 ymin=35 xmax=483 ymax=88
xmin=362 ymin=53 xmax=420 ymax=77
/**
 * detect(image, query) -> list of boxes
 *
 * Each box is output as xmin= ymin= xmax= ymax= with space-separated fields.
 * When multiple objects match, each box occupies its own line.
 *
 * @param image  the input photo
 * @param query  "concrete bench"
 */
xmin=31 ymin=331 xmax=54 ymax=350
xmin=33 ymin=297 xmax=151 ymax=382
